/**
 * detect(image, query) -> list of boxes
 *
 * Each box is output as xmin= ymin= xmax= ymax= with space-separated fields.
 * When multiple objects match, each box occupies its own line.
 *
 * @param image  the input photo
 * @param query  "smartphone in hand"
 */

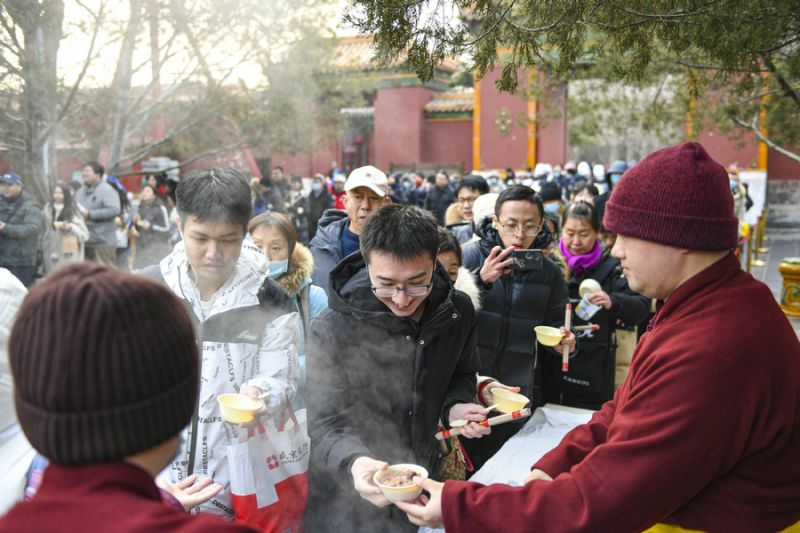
xmin=510 ymin=249 xmax=544 ymax=271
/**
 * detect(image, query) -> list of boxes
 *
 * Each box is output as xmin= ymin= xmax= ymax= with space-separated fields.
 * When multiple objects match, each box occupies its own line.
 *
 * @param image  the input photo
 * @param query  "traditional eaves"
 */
xmin=424 ymin=87 xmax=474 ymax=118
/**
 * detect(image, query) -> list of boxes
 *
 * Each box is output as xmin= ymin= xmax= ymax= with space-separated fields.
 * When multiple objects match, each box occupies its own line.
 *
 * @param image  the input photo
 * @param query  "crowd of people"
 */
xmin=0 ymin=141 xmax=798 ymax=532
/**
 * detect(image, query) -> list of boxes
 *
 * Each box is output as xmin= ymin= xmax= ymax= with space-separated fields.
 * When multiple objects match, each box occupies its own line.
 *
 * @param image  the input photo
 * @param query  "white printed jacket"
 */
xmin=150 ymin=240 xmax=299 ymax=519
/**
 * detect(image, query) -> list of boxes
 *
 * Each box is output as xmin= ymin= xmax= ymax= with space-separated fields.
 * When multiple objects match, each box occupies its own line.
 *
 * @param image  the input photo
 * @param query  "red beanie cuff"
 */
xmin=602 ymin=142 xmax=740 ymax=251
xmin=605 ymin=200 xmax=739 ymax=251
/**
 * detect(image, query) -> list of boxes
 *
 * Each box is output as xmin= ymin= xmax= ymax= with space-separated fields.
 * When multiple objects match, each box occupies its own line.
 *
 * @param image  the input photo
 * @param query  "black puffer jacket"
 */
xmin=0 ymin=191 xmax=42 ymax=267
xmin=423 ymin=184 xmax=455 ymax=224
xmin=462 ymin=216 xmax=568 ymax=402
xmin=550 ymin=251 xmax=650 ymax=409
xmin=460 ymin=216 xmax=569 ymax=470
xmin=305 ymin=253 xmax=478 ymax=533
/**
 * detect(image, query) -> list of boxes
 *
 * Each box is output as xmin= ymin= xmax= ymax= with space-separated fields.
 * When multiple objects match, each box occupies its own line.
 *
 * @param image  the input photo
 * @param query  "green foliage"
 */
xmin=348 ymin=0 xmax=800 ymax=160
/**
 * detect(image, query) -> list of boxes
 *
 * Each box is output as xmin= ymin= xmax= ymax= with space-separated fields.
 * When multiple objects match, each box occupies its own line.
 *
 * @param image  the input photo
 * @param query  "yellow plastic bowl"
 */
xmin=373 ymin=464 xmax=429 ymax=502
xmin=579 ymin=279 xmax=602 ymax=297
xmin=217 ymin=393 xmax=260 ymax=424
xmin=491 ymin=388 xmax=530 ymax=414
xmin=535 ymin=325 xmax=564 ymax=347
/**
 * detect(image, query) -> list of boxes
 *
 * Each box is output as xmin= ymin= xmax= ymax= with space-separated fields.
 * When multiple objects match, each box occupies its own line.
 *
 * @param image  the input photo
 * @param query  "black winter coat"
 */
xmin=134 ymin=200 xmax=170 ymax=269
xmin=305 ymin=253 xmax=479 ymax=533
xmin=0 ymin=191 xmax=42 ymax=267
xmin=286 ymin=190 xmax=310 ymax=244
xmin=460 ymin=217 xmax=569 ymax=470
xmin=307 ymin=188 xmax=332 ymax=239
xmin=552 ymin=251 xmax=650 ymax=410
xmin=424 ymin=185 xmax=455 ymax=224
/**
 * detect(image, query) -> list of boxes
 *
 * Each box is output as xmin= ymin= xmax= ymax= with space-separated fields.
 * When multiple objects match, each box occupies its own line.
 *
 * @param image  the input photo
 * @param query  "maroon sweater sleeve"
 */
xmin=532 ymin=396 xmax=617 ymax=477
xmin=441 ymin=335 xmax=766 ymax=532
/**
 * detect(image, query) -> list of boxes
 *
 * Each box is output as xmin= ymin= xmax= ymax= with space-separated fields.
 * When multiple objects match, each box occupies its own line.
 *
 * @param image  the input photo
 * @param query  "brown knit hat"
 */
xmin=603 ymin=142 xmax=738 ymax=251
xmin=9 ymin=263 xmax=199 ymax=465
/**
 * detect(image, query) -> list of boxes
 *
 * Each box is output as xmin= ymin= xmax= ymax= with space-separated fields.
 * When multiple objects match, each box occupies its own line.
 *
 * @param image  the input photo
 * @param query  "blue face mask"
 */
xmin=312 ymin=183 xmax=322 ymax=193
xmin=544 ymin=202 xmax=561 ymax=215
xmin=403 ymin=181 xmax=414 ymax=190
xmin=488 ymin=178 xmax=499 ymax=186
xmin=269 ymin=259 xmax=289 ymax=278
xmin=729 ymin=179 xmax=737 ymax=191
xmin=611 ymin=174 xmax=622 ymax=186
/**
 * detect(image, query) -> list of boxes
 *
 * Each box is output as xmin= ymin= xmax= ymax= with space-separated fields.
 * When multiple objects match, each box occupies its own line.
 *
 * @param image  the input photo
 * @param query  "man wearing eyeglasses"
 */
xmin=304 ymin=204 xmax=488 ymax=532
xmin=460 ymin=185 xmax=575 ymax=472
xmin=448 ymin=175 xmax=490 ymax=244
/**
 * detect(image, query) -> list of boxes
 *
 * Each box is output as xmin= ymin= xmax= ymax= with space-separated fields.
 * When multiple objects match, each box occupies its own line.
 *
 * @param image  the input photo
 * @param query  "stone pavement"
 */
xmin=748 ymin=227 xmax=800 ymax=337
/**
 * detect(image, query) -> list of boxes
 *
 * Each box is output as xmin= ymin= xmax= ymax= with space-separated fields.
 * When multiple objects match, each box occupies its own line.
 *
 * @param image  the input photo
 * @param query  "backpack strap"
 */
xmin=297 ymin=285 xmax=311 ymax=341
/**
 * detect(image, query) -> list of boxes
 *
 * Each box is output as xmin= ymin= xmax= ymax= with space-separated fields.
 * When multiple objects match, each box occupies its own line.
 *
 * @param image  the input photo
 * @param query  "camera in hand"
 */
xmin=510 ymin=249 xmax=544 ymax=271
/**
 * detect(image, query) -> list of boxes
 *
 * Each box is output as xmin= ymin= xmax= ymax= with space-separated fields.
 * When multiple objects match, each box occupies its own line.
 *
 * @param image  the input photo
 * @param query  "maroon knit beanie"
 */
xmin=9 ymin=263 xmax=199 ymax=465
xmin=603 ymin=142 xmax=738 ymax=250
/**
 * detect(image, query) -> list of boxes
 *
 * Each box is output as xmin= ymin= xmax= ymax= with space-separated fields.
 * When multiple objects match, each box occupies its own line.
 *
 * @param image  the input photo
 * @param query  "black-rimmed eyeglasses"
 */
xmin=370 ymin=283 xmax=433 ymax=298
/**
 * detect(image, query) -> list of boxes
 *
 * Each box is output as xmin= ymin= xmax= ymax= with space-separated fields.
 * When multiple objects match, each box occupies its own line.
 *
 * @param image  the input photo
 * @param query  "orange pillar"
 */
xmin=758 ymin=73 xmax=769 ymax=171
xmin=527 ymin=68 xmax=538 ymax=169
xmin=472 ymin=77 xmax=482 ymax=170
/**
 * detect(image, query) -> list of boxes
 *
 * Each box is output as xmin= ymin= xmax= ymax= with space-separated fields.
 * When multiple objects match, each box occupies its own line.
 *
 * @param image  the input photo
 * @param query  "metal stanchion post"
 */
xmin=757 ymin=210 xmax=770 ymax=254
xmin=752 ymin=216 xmax=766 ymax=267
xmin=746 ymin=228 xmax=753 ymax=273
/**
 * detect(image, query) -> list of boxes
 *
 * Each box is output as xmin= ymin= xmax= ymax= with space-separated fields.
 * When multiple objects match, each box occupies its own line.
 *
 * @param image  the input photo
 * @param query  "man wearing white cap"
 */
xmin=310 ymin=165 xmax=390 ymax=295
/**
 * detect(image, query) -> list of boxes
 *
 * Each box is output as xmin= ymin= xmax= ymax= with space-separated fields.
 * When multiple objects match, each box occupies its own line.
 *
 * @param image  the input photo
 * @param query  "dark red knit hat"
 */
xmin=603 ymin=142 xmax=738 ymax=250
xmin=9 ymin=263 xmax=199 ymax=465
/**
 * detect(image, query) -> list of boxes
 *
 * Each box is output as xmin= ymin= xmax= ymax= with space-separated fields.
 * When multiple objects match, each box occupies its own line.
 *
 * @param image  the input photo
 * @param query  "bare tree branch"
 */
xmin=758 ymin=35 xmax=800 ymax=55
xmin=0 ymin=8 xmax=24 ymax=55
xmin=167 ymin=140 xmax=246 ymax=170
xmin=617 ymin=2 xmax=722 ymax=21
xmin=673 ymin=59 xmax=769 ymax=74
xmin=168 ymin=0 xmax=215 ymax=84
xmin=113 ymin=140 xmax=247 ymax=177
xmin=39 ymin=0 xmax=107 ymax=144
xmin=115 ymin=106 xmax=218 ymax=171
xmin=731 ymin=112 xmax=800 ymax=165
xmin=0 ymin=108 xmax=25 ymax=123
xmin=462 ymin=0 xmax=517 ymax=47
xmin=0 ymin=55 xmax=22 ymax=74
xmin=736 ymin=83 xmax=800 ymax=104
xmin=0 ymin=36 xmax=21 ymax=57
xmin=126 ymin=58 xmax=202 ymax=133
xmin=0 ymin=137 xmax=26 ymax=150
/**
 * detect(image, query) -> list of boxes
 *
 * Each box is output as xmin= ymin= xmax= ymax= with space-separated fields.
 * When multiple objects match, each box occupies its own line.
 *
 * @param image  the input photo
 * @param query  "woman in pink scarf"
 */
xmin=554 ymin=201 xmax=650 ymax=409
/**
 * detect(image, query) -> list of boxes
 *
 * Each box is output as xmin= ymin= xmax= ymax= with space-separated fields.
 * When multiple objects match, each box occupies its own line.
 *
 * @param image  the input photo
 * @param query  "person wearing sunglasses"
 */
xmin=305 ymin=204 xmax=487 ymax=532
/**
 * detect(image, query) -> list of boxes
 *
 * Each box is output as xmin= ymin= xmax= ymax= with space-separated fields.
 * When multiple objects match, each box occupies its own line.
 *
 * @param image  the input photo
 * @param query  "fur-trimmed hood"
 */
xmin=277 ymin=242 xmax=314 ymax=296
xmin=454 ymin=266 xmax=481 ymax=311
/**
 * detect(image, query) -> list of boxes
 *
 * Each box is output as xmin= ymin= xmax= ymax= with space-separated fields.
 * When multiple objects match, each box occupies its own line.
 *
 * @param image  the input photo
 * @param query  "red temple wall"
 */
xmin=477 ymin=67 xmax=529 ymax=170
xmin=375 ymin=86 xmax=438 ymax=171
xmin=422 ymin=119 xmax=472 ymax=172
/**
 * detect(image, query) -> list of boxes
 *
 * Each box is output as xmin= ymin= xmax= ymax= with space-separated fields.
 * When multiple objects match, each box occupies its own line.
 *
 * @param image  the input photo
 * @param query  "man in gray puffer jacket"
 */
xmin=75 ymin=161 xmax=121 ymax=266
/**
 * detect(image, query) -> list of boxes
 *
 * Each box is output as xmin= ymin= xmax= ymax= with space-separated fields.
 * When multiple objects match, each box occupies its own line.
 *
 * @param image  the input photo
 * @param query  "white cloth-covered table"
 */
xmin=420 ymin=404 xmax=593 ymax=533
